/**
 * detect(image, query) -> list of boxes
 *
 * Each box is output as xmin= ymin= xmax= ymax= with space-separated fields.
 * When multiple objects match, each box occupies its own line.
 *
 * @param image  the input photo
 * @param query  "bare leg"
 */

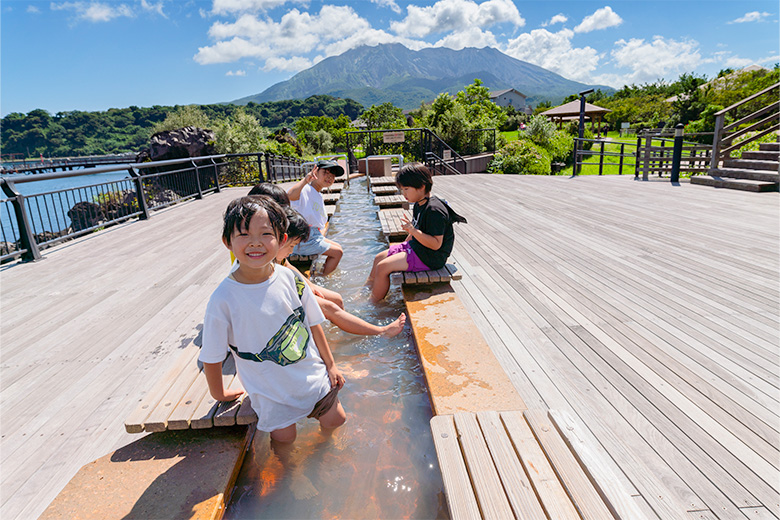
xmin=365 ymin=249 xmax=389 ymax=286
xmin=312 ymin=284 xmax=344 ymax=309
xmin=318 ymin=399 xmax=346 ymax=430
xmin=321 ymin=239 xmax=343 ymax=275
xmin=318 ymin=296 xmax=406 ymax=336
xmin=270 ymin=423 xmax=297 ymax=443
xmin=371 ymin=253 xmax=409 ymax=303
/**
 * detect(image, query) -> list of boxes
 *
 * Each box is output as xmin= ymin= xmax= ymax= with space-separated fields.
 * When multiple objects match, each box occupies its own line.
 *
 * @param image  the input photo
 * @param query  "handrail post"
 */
xmin=642 ymin=134 xmax=652 ymax=181
xmin=619 ymin=143 xmax=625 ymax=175
xmin=191 ymin=160 xmax=203 ymax=199
xmin=211 ymin=158 xmax=221 ymax=192
xmin=573 ymin=138 xmax=580 ymax=175
xmin=598 ymin=140 xmax=605 ymax=175
xmin=257 ymin=153 xmax=265 ymax=183
xmin=265 ymin=154 xmax=273 ymax=183
xmin=710 ymin=113 xmax=725 ymax=171
xmin=670 ymin=123 xmax=684 ymax=183
xmin=1 ymin=179 xmax=42 ymax=262
xmin=128 ymin=167 xmax=150 ymax=220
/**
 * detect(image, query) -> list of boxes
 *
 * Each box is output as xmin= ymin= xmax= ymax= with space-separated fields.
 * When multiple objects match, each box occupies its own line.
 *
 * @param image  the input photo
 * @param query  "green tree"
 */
xmin=151 ymin=105 xmax=211 ymax=135
xmin=361 ymin=102 xmax=406 ymax=130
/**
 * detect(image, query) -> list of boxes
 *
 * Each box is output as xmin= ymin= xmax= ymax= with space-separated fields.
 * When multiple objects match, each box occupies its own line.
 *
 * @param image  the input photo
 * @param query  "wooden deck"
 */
xmin=1 ymin=175 xmax=778 ymax=519
xmin=433 ymin=174 xmax=779 ymax=519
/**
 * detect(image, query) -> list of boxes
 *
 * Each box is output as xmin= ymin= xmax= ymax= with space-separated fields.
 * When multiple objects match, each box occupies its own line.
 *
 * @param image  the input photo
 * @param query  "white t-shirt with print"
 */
xmin=200 ymin=264 xmax=330 ymax=432
xmin=291 ymin=184 xmax=327 ymax=230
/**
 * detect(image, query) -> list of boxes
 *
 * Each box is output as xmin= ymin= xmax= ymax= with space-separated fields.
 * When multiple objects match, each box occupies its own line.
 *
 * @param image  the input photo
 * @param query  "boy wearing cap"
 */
xmin=287 ymin=160 xmax=344 ymax=275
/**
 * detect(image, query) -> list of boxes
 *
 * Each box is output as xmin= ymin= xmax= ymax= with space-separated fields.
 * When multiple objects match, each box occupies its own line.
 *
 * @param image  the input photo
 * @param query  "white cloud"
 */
xmin=391 ymin=0 xmax=524 ymax=38
xmin=50 ymin=2 xmax=135 ymax=22
xmin=226 ymin=69 xmax=247 ymax=76
xmin=196 ymin=5 xmax=397 ymax=70
xmin=371 ymin=0 xmax=401 ymax=15
xmin=211 ymin=0 xmax=295 ymax=15
xmin=263 ymin=56 xmax=316 ymax=71
xmin=610 ymin=36 xmax=702 ymax=84
xmin=433 ymin=27 xmax=498 ymax=50
xmin=574 ymin=6 xmax=622 ymax=33
xmin=141 ymin=0 xmax=165 ymax=18
xmin=502 ymin=28 xmax=599 ymax=81
xmin=27 ymin=5 xmax=41 ymax=13
xmin=729 ymin=11 xmax=771 ymax=23
xmin=542 ymin=14 xmax=567 ymax=27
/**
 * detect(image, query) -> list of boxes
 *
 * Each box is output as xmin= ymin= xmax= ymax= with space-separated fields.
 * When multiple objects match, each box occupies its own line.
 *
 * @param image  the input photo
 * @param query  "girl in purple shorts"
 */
xmin=366 ymin=162 xmax=466 ymax=303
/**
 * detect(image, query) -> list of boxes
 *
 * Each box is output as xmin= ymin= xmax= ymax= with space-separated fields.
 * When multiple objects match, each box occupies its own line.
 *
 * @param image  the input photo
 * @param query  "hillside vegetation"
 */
xmin=1 ymin=95 xmax=362 ymax=158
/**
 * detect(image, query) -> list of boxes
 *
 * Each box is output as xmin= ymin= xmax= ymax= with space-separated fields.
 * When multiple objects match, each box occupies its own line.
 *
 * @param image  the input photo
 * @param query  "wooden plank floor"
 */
xmin=432 ymin=174 xmax=779 ymax=520
xmin=0 ymin=187 xmax=249 ymax=520
xmin=1 ymin=175 xmax=778 ymax=520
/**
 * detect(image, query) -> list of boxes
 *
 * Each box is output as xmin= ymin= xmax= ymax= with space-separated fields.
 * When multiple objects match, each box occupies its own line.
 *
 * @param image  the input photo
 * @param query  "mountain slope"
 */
xmin=231 ymin=44 xmax=612 ymax=109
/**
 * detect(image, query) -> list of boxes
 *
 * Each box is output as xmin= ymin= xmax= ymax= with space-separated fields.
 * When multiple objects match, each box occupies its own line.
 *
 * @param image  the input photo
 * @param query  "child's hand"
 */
xmin=328 ymin=366 xmax=346 ymax=389
xmin=215 ymin=388 xmax=244 ymax=402
xmin=400 ymin=215 xmax=414 ymax=234
xmin=306 ymin=167 xmax=319 ymax=185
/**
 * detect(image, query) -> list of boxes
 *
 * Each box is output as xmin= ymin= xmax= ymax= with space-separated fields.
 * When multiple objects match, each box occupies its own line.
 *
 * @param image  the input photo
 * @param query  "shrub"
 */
xmin=490 ymin=139 xmax=552 ymax=175
xmin=525 ymin=115 xmax=556 ymax=146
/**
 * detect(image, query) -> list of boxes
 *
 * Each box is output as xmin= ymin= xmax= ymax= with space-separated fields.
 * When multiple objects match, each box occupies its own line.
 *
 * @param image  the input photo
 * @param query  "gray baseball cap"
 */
xmin=316 ymin=160 xmax=344 ymax=177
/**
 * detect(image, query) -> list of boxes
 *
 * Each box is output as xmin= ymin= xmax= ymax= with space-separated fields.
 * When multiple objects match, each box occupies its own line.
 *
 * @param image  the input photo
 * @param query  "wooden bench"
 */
xmin=322 ymin=182 xmax=344 ymax=194
xmin=125 ymin=341 xmax=257 ymax=433
xmin=391 ymin=262 xmax=461 ymax=285
xmin=374 ymin=194 xmax=407 ymax=208
xmin=372 ymin=185 xmax=399 ymax=195
xmin=367 ymin=175 xmax=396 ymax=191
xmin=322 ymin=192 xmax=340 ymax=205
xmin=431 ymin=410 xmax=649 ymax=520
xmin=377 ymin=207 xmax=411 ymax=241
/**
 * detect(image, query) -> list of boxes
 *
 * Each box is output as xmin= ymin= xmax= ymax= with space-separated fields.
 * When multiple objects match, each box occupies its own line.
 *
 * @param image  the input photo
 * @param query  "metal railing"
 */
xmin=345 ymin=127 xmax=492 ymax=175
xmin=1 ymin=151 xmax=305 ymax=263
xmin=711 ymin=82 xmax=779 ymax=169
xmin=1 ymin=153 xmax=138 ymax=174
xmin=573 ymin=138 xmax=638 ymax=176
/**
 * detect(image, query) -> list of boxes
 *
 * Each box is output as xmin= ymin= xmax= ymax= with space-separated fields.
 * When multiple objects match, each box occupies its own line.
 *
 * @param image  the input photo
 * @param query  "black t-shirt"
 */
xmin=409 ymin=195 xmax=455 ymax=270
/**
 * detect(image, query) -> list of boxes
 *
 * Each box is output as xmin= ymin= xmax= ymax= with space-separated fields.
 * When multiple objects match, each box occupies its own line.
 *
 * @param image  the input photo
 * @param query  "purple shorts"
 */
xmin=387 ymin=241 xmax=430 ymax=272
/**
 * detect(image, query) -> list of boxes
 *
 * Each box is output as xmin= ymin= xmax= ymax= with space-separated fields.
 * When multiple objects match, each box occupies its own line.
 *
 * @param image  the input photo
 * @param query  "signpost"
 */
xmin=383 ymin=131 xmax=405 ymax=144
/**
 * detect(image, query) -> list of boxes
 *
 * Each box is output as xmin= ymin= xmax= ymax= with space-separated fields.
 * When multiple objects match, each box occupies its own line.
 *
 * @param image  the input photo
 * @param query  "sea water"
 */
xmin=225 ymin=177 xmax=449 ymax=519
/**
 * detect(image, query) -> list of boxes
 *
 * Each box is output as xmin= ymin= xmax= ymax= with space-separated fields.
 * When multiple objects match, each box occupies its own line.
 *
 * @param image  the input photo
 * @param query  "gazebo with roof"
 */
xmin=540 ymin=100 xmax=612 ymax=136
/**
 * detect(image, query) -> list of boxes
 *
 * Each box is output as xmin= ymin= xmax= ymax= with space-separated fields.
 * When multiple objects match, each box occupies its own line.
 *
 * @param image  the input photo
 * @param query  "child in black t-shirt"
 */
xmin=366 ymin=162 xmax=466 ymax=302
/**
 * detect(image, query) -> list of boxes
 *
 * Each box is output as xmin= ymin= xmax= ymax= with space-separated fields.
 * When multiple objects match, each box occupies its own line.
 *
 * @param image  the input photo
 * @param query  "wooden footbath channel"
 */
xmin=4 ymin=167 xmax=777 ymax=520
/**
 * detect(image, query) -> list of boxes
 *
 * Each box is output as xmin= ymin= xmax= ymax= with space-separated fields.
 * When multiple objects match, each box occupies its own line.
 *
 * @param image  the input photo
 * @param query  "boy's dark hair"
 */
xmin=247 ymin=182 xmax=290 ymax=207
xmin=284 ymin=207 xmax=310 ymax=243
xmin=396 ymin=162 xmax=433 ymax=192
xmin=222 ymin=195 xmax=287 ymax=245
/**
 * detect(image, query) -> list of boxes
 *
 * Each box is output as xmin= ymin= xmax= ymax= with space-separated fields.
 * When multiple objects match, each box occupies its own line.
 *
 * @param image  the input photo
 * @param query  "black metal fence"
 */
xmin=345 ymin=127 xmax=496 ymax=175
xmin=1 ymin=152 xmax=305 ymax=263
xmin=573 ymin=130 xmax=713 ymax=179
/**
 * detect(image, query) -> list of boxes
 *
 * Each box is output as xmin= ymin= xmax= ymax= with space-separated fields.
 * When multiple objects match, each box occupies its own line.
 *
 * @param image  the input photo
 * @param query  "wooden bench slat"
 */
xmin=548 ymin=409 xmax=651 ymax=520
xmin=430 ymin=415 xmax=483 ymax=520
xmin=525 ymin=409 xmax=617 ymax=520
xmin=446 ymin=262 xmax=462 ymax=280
xmin=166 ymin=376 xmax=211 ymax=430
xmin=453 ymin=412 xmax=515 ymax=519
xmin=236 ymin=395 xmax=257 ymax=425
xmin=500 ymin=411 xmax=581 ymax=520
xmin=142 ymin=352 xmax=203 ymax=432
xmin=476 ymin=411 xmax=547 ymax=519
xmin=190 ymin=371 xmax=235 ymax=429
xmin=124 ymin=342 xmax=201 ymax=433
xmin=214 ymin=372 xmax=246 ymax=427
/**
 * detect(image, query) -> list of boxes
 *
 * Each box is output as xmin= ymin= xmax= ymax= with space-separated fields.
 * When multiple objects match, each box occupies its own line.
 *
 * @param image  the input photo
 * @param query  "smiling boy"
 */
xmin=200 ymin=195 xmax=346 ymax=443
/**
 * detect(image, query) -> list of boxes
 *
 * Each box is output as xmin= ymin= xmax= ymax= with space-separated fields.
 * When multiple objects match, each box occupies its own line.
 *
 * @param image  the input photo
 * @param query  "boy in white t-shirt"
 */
xmin=200 ymin=195 xmax=346 ymax=443
xmin=288 ymin=160 xmax=344 ymax=275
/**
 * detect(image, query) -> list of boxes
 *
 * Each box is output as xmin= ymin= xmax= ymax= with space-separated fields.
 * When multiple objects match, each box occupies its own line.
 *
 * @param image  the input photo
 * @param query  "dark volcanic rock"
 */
xmin=67 ymin=202 xmax=104 ymax=232
xmin=149 ymin=126 xmax=216 ymax=161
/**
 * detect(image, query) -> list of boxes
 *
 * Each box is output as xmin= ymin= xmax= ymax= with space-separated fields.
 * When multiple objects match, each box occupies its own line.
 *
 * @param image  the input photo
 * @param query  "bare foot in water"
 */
xmin=380 ymin=313 xmax=407 ymax=337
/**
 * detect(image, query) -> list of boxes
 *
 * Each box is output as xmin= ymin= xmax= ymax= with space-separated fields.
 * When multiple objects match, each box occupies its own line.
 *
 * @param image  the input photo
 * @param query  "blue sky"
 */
xmin=1 ymin=0 xmax=778 ymax=116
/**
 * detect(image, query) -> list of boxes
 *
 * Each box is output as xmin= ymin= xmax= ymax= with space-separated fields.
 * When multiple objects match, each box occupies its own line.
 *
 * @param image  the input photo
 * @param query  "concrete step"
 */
xmin=760 ymin=142 xmax=779 ymax=152
xmin=711 ymin=167 xmax=779 ymax=182
xmin=691 ymin=175 xmax=779 ymax=192
xmin=722 ymin=158 xmax=779 ymax=171
xmin=741 ymin=150 xmax=780 ymax=161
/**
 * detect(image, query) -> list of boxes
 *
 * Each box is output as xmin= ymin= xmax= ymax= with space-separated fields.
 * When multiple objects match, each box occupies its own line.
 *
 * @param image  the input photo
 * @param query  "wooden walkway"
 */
xmin=1 ymin=175 xmax=778 ymax=519
xmin=433 ymin=174 xmax=779 ymax=519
